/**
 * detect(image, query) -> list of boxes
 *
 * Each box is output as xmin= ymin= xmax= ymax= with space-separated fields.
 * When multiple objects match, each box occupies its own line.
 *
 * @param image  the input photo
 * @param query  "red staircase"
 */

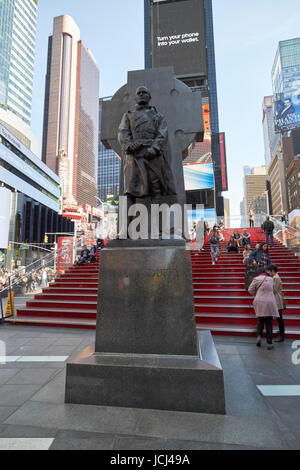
xmin=10 ymin=259 xmax=99 ymax=329
xmin=191 ymin=228 xmax=300 ymax=338
xmin=9 ymin=228 xmax=300 ymax=337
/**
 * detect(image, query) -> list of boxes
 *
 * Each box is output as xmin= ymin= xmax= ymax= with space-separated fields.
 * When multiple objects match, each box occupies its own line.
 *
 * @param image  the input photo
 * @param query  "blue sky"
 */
xmin=31 ymin=0 xmax=300 ymax=216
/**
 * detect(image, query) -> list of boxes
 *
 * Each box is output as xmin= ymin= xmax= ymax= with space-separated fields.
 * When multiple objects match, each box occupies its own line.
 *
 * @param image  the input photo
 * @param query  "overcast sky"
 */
xmin=31 ymin=0 xmax=300 ymax=216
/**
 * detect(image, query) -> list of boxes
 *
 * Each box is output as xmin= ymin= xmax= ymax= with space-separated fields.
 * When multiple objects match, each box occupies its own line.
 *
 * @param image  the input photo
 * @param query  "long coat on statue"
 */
xmin=118 ymin=105 xmax=177 ymax=198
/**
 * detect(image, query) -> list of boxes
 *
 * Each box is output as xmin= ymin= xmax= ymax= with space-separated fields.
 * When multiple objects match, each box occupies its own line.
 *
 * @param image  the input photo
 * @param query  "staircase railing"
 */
xmin=258 ymin=212 xmax=300 ymax=258
xmin=0 ymin=241 xmax=78 ymax=321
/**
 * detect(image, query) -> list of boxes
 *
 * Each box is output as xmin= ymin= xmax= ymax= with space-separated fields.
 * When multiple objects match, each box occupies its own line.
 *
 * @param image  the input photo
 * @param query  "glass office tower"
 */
xmin=0 ymin=0 xmax=38 ymax=151
xmin=272 ymin=38 xmax=300 ymax=97
xmin=98 ymin=98 xmax=121 ymax=204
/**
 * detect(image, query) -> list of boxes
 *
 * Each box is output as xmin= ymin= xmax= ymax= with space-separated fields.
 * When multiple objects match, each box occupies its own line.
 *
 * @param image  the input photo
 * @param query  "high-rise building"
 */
xmin=42 ymin=15 xmax=99 ymax=211
xmin=0 ymin=0 xmax=39 ymax=154
xmin=241 ymin=166 xmax=267 ymax=219
xmin=272 ymin=38 xmax=300 ymax=98
xmin=144 ymin=0 xmax=227 ymax=216
xmin=98 ymin=97 xmax=121 ymax=204
xmin=262 ymin=96 xmax=280 ymax=167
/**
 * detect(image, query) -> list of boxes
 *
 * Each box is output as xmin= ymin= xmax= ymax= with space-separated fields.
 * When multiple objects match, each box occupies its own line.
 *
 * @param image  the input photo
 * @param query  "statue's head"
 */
xmin=135 ymin=86 xmax=151 ymax=106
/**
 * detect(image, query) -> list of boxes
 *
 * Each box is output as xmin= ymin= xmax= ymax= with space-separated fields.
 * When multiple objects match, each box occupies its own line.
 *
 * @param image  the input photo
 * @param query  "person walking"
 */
xmin=41 ymin=269 xmax=48 ymax=289
xmin=262 ymin=216 xmax=275 ymax=247
xmin=249 ymin=210 xmax=254 ymax=228
xmin=248 ymin=268 xmax=279 ymax=349
xmin=267 ymin=264 xmax=286 ymax=342
xmin=208 ymin=229 xmax=220 ymax=265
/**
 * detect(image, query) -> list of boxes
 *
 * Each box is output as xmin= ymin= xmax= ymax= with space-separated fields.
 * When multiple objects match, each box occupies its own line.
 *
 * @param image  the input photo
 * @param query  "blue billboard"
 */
xmin=183 ymin=163 xmax=215 ymax=191
xmin=274 ymin=96 xmax=300 ymax=132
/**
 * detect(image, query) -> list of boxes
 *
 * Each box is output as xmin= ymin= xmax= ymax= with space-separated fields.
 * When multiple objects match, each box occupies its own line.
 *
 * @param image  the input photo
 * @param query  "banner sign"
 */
xmin=274 ymin=96 xmax=300 ymax=132
xmin=57 ymin=237 xmax=74 ymax=273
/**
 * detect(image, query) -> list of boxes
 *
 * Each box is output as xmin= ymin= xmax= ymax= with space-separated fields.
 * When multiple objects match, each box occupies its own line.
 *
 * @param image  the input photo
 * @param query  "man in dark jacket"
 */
xmin=262 ymin=216 xmax=275 ymax=247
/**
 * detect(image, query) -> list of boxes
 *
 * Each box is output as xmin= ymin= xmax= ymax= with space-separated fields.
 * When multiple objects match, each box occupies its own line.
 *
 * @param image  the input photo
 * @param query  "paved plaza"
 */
xmin=0 ymin=324 xmax=299 ymax=450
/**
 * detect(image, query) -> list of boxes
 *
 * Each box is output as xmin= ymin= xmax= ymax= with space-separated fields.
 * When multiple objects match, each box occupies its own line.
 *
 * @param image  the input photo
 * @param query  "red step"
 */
xmin=12 ymin=229 xmax=300 ymax=338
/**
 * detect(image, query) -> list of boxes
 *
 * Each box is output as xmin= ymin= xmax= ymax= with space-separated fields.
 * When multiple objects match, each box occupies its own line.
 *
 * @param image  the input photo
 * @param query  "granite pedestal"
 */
xmin=65 ymin=241 xmax=225 ymax=414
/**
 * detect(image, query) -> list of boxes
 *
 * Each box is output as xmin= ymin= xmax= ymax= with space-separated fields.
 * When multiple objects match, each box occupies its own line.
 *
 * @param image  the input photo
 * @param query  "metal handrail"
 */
xmin=0 ymin=243 xmax=76 ymax=296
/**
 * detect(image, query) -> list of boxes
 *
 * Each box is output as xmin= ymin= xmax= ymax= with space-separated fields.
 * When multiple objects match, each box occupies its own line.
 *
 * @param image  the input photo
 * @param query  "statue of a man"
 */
xmin=118 ymin=86 xmax=177 ymax=207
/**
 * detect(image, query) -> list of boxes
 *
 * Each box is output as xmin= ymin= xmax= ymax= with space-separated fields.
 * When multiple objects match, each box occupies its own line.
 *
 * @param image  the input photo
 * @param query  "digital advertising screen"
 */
xmin=151 ymin=0 xmax=207 ymax=77
xmin=274 ymin=96 xmax=300 ymax=132
xmin=183 ymin=163 xmax=215 ymax=191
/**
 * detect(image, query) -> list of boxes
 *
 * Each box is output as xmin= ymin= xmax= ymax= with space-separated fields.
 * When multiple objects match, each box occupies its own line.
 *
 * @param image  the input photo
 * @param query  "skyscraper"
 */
xmin=42 ymin=15 xmax=99 ymax=210
xmin=98 ymin=97 xmax=120 ymax=204
xmin=272 ymin=38 xmax=300 ymax=98
xmin=0 ymin=0 xmax=39 ymax=154
xmin=262 ymin=96 xmax=280 ymax=167
xmin=144 ymin=0 xmax=227 ymax=216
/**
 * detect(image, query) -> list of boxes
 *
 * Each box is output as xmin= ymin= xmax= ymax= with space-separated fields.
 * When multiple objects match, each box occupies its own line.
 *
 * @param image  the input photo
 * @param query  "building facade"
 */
xmin=272 ymin=38 xmax=300 ymax=98
xmin=42 ymin=15 xmax=99 ymax=212
xmin=98 ymin=98 xmax=120 ymax=204
xmin=262 ymin=96 xmax=280 ymax=167
xmin=0 ymin=122 xmax=73 ymax=268
xmin=0 ymin=0 xmax=39 ymax=154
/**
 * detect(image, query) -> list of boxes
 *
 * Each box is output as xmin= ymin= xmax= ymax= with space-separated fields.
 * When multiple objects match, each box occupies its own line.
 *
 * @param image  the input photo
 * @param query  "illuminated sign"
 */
xmin=151 ymin=0 xmax=207 ymax=77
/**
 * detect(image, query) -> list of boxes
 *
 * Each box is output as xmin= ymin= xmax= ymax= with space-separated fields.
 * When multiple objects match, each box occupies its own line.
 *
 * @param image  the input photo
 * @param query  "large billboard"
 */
xmin=151 ymin=0 xmax=207 ymax=77
xmin=183 ymin=163 xmax=215 ymax=191
xmin=274 ymin=96 xmax=300 ymax=132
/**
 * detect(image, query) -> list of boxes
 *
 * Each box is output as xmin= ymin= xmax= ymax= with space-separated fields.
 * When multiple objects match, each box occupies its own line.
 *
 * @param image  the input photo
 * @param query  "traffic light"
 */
xmin=44 ymin=235 xmax=48 ymax=243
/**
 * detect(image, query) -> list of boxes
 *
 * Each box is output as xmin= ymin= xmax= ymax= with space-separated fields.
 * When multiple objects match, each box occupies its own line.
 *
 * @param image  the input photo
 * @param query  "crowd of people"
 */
xmin=202 ymin=218 xmax=286 ymax=349
xmin=0 ymin=267 xmax=50 ymax=295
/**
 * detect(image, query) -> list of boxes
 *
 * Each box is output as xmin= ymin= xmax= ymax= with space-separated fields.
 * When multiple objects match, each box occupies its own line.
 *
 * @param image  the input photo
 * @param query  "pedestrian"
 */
xmin=262 ymin=216 xmax=275 ymax=247
xmin=204 ymin=221 xmax=210 ymax=236
xmin=77 ymin=245 xmax=90 ymax=265
xmin=281 ymin=212 xmax=287 ymax=225
xmin=41 ymin=269 xmax=48 ymax=289
xmin=249 ymin=210 xmax=254 ymax=228
xmin=219 ymin=220 xmax=225 ymax=231
xmin=227 ymin=235 xmax=239 ymax=253
xmin=248 ymin=243 xmax=271 ymax=269
xmin=232 ymin=229 xmax=241 ymax=247
xmin=266 ymin=264 xmax=286 ymax=342
xmin=241 ymin=229 xmax=251 ymax=247
xmin=248 ymin=267 xmax=279 ymax=349
xmin=208 ymin=229 xmax=220 ymax=265
xmin=243 ymin=245 xmax=252 ymax=265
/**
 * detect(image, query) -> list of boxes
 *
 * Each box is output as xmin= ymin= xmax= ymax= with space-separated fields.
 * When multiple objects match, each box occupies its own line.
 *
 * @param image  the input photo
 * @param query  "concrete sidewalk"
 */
xmin=0 ymin=324 xmax=299 ymax=450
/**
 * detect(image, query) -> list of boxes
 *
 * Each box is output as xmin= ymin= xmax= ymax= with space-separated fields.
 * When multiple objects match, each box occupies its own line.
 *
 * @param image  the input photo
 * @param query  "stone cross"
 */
xmin=101 ymin=67 xmax=203 ymax=208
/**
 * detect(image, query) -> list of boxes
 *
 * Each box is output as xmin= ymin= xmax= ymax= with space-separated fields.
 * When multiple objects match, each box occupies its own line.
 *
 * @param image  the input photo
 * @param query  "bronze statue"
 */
xmin=118 ymin=86 xmax=177 ymax=207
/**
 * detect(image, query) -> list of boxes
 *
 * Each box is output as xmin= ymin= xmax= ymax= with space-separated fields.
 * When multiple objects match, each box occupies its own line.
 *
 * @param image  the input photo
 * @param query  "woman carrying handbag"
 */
xmin=248 ymin=267 xmax=279 ymax=350
xmin=267 ymin=264 xmax=286 ymax=342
